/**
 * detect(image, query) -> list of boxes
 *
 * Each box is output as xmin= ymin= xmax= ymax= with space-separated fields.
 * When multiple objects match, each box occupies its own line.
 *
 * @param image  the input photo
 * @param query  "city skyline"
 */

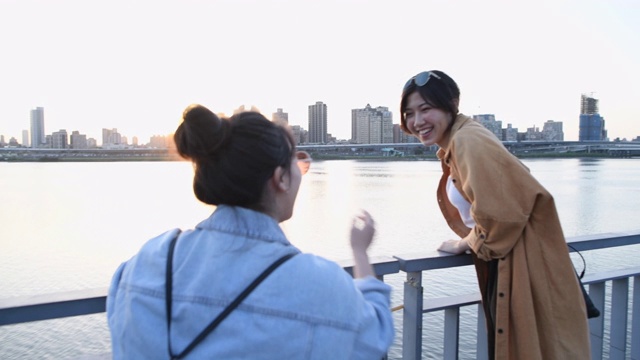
xmin=1 ymin=1 xmax=639 ymax=143
xmin=5 ymin=99 xmax=624 ymax=149
xmin=2 ymin=91 xmax=638 ymax=146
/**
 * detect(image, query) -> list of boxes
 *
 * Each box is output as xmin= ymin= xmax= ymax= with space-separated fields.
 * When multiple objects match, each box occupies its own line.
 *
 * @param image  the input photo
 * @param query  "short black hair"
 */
xmin=400 ymin=70 xmax=460 ymax=134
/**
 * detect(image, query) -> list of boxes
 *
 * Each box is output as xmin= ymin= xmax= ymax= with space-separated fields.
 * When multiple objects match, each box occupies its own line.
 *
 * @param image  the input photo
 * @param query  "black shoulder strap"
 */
xmin=165 ymin=232 xmax=180 ymax=359
xmin=165 ymin=235 xmax=296 ymax=359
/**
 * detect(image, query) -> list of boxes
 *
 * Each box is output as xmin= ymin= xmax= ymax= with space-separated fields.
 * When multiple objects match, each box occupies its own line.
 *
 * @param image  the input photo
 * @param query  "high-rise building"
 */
xmin=525 ymin=126 xmax=542 ymax=140
xmin=579 ymin=94 xmax=607 ymax=141
xmin=272 ymin=108 xmax=288 ymax=125
xmin=233 ymin=105 xmax=260 ymax=114
xmin=30 ymin=107 xmax=45 ymax=148
xmin=150 ymin=135 xmax=169 ymax=148
xmin=102 ymin=128 xmax=122 ymax=147
xmin=70 ymin=131 xmax=88 ymax=149
xmin=541 ymin=120 xmax=564 ymax=141
xmin=473 ymin=114 xmax=503 ymax=140
xmin=393 ymin=124 xmax=420 ymax=143
xmin=351 ymin=104 xmax=393 ymax=144
xmin=290 ymin=125 xmax=307 ymax=145
xmin=580 ymin=94 xmax=599 ymax=115
xmin=22 ymin=130 xmax=29 ymax=147
xmin=503 ymin=124 xmax=518 ymax=141
xmin=308 ymin=101 xmax=327 ymax=144
xmin=51 ymin=129 xmax=69 ymax=149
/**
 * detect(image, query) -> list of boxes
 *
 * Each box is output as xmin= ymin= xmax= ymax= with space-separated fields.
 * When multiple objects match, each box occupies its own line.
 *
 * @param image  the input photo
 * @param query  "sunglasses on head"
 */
xmin=296 ymin=151 xmax=312 ymax=175
xmin=403 ymin=71 xmax=441 ymax=92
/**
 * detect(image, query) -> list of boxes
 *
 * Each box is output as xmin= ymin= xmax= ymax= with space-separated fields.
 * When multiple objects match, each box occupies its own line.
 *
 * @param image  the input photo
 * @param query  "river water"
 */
xmin=1 ymin=158 xmax=639 ymax=359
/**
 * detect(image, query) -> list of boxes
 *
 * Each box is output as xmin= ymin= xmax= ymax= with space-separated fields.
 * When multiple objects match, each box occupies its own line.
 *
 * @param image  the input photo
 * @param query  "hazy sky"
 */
xmin=1 ymin=0 xmax=639 ymax=143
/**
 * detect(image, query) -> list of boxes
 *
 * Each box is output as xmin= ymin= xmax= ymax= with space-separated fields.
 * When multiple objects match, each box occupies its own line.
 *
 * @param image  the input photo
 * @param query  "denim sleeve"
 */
xmin=106 ymin=261 xmax=127 ymax=322
xmin=351 ymin=276 xmax=394 ymax=359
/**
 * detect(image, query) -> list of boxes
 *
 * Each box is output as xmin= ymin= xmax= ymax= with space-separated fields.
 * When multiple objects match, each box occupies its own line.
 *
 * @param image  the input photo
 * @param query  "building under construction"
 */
xmin=579 ymin=93 xmax=608 ymax=141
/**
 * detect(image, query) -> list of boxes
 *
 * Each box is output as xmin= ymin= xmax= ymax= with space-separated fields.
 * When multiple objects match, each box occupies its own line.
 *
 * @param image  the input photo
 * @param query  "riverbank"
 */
xmin=1 ymin=148 xmax=637 ymax=162
xmin=310 ymin=152 xmax=633 ymax=161
xmin=2 ymin=153 xmax=635 ymax=162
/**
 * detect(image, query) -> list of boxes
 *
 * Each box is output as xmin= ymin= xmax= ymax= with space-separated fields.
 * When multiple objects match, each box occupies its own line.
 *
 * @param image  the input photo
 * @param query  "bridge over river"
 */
xmin=1 ymin=141 xmax=639 ymax=161
xmin=299 ymin=140 xmax=640 ymax=158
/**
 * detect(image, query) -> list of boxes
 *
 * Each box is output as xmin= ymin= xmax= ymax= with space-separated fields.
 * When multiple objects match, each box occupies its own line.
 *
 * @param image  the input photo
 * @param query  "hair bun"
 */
xmin=174 ymin=104 xmax=231 ymax=161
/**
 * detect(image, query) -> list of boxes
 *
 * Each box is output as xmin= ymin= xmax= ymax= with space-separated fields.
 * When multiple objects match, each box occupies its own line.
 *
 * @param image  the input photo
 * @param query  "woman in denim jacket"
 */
xmin=107 ymin=105 xmax=394 ymax=359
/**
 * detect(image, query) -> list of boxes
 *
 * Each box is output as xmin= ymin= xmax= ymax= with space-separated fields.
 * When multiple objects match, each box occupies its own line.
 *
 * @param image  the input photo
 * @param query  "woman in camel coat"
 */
xmin=400 ymin=70 xmax=591 ymax=360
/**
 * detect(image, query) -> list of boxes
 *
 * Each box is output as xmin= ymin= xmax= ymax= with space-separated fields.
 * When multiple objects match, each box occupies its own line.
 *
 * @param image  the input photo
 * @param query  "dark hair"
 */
xmin=399 ymin=70 xmax=460 ymax=133
xmin=174 ymin=104 xmax=295 ymax=209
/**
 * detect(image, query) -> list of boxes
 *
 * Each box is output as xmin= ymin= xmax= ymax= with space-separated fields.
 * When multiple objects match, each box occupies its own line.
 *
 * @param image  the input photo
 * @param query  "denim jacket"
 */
xmin=107 ymin=205 xmax=394 ymax=359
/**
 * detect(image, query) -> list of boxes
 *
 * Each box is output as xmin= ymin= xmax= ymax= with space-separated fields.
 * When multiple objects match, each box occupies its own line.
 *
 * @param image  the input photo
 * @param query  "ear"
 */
xmin=452 ymin=98 xmax=460 ymax=112
xmin=271 ymin=166 xmax=290 ymax=192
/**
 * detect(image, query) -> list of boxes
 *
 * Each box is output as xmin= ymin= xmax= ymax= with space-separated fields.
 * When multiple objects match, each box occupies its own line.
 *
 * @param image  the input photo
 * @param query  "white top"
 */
xmin=446 ymin=176 xmax=476 ymax=228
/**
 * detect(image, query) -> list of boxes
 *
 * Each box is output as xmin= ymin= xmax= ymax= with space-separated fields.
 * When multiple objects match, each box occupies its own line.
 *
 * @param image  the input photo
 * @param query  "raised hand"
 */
xmin=350 ymin=210 xmax=376 ymax=279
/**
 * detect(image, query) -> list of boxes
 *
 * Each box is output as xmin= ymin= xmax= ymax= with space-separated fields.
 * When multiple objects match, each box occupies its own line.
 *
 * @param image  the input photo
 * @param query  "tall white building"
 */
xmin=22 ymin=130 xmax=29 ymax=147
xmin=308 ymin=101 xmax=327 ymax=144
xmin=351 ymin=104 xmax=393 ymax=144
xmin=30 ymin=107 xmax=45 ymax=148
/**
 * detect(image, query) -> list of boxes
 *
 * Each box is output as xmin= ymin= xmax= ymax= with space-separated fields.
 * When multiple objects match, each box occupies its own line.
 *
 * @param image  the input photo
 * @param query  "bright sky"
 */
xmin=1 ymin=0 xmax=639 ymax=143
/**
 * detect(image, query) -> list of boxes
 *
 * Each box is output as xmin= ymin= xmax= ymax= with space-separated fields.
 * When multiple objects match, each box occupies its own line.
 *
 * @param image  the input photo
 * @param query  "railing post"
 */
xmin=632 ymin=275 xmax=640 ymax=360
xmin=589 ymin=282 xmax=605 ymax=360
xmin=476 ymin=305 xmax=488 ymax=360
xmin=403 ymin=271 xmax=423 ymax=360
xmin=443 ymin=307 xmax=459 ymax=359
xmin=610 ymin=278 xmax=629 ymax=360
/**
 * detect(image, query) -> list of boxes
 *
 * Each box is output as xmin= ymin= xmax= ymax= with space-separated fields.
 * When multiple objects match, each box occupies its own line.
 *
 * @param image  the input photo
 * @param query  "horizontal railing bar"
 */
xmin=415 ymin=268 xmax=640 ymax=315
xmin=393 ymin=251 xmax=474 ymax=273
xmin=423 ymin=293 xmax=482 ymax=313
xmin=582 ymin=266 xmax=640 ymax=284
xmin=394 ymin=230 xmax=640 ymax=273
xmin=338 ymin=255 xmax=401 ymax=277
xmin=0 ymin=287 xmax=108 ymax=326
xmin=567 ymin=231 xmax=640 ymax=252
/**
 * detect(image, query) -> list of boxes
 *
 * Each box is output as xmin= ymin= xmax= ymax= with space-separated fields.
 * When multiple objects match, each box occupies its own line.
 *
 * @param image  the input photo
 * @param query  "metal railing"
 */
xmin=392 ymin=230 xmax=640 ymax=360
xmin=2 ymin=231 xmax=639 ymax=360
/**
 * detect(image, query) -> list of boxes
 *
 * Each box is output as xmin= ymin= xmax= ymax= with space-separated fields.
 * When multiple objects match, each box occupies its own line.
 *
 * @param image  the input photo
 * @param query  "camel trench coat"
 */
xmin=436 ymin=114 xmax=591 ymax=360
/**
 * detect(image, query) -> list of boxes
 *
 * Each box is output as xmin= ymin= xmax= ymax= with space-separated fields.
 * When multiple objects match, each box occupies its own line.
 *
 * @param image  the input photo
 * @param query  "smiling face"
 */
xmin=403 ymin=91 xmax=454 ymax=148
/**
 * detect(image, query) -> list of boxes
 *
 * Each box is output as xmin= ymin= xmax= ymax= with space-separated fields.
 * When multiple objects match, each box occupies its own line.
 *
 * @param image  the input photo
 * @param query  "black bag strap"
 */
xmin=568 ymin=243 xmax=587 ymax=278
xmin=165 ymin=234 xmax=296 ymax=359
xmin=567 ymin=243 xmax=601 ymax=318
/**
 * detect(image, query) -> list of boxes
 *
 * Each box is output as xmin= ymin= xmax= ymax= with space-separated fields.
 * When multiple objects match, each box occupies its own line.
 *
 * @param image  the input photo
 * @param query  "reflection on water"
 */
xmin=1 ymin=158 xmax=639 ymax=359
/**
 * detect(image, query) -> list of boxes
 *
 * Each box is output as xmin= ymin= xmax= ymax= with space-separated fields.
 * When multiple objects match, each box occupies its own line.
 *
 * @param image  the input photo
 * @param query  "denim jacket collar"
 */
xmin=196 ymin=205 xmax=292 ymax=246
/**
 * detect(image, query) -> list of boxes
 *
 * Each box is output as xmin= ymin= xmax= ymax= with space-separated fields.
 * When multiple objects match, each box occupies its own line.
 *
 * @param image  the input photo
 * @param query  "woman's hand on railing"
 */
xmin=438 ymin=239 xmax=470 ymax=255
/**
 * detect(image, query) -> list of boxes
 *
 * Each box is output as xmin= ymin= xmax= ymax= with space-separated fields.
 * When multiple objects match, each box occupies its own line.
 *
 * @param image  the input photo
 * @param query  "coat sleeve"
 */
xmin=450 ymin=127 xmax=546 ymax=261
